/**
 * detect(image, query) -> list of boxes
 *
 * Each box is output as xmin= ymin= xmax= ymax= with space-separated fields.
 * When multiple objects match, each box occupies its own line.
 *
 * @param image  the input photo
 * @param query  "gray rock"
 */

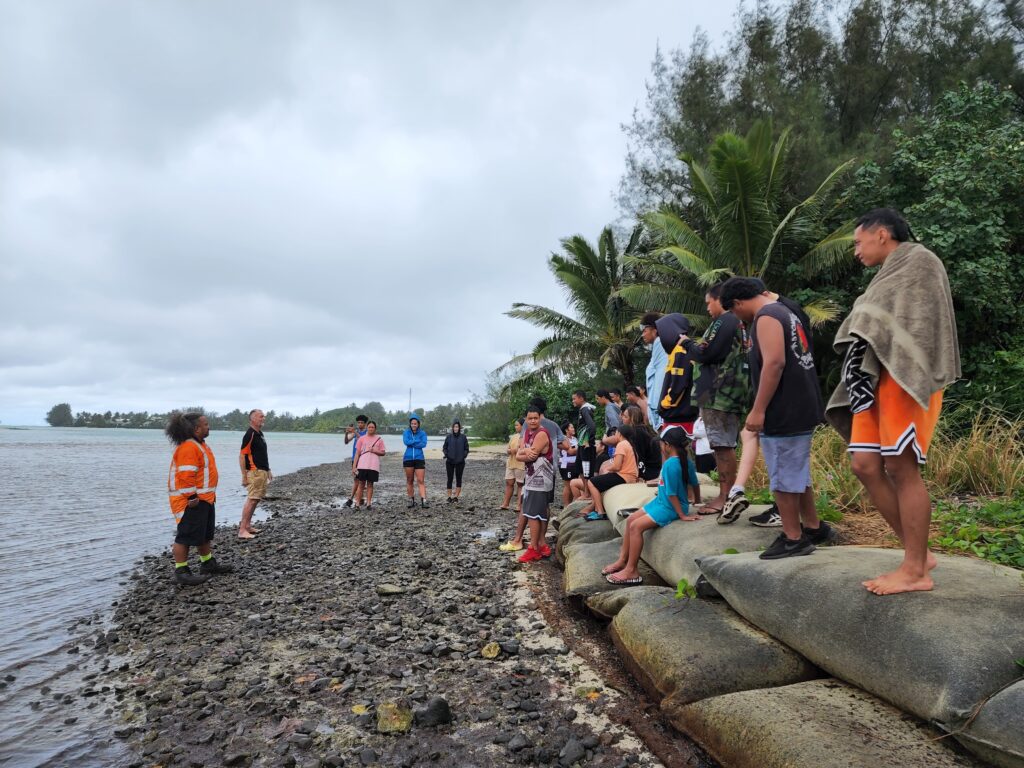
xmin=559 ymin=738 xmax=586 ymax=766
xmin=507 ymin=733 xmax=530 ymax=752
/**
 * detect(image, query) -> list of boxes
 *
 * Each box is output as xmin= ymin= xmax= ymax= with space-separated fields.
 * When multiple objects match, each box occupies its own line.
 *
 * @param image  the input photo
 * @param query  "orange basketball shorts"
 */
xmin=849 ymin=370 xmax=943 ymax=465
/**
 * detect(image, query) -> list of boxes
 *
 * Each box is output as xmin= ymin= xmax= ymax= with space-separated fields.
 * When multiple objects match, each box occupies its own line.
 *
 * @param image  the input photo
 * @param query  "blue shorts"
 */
xmin=642 ymin=499 xmax=690 ymax=527
xmin=760 ymin=433 xmax=813 ymax=494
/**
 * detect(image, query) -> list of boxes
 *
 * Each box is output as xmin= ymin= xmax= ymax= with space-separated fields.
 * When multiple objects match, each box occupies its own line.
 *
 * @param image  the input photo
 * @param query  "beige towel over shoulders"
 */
xmin=826 ymin=242 xmax=961 ymax=441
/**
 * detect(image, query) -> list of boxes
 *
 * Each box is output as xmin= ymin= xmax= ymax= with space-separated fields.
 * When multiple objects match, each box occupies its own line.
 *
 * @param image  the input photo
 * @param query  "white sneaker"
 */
xmin=718 ymin=491 xmax=749 ymax=525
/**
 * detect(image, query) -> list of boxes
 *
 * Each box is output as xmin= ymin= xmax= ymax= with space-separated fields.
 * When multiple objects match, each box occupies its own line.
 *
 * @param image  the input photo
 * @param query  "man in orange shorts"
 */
xmin=827 ymin=208 xmax=960 ymax=595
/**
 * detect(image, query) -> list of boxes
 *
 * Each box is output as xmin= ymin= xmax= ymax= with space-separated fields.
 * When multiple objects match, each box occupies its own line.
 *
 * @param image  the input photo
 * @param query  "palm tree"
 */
xmin=500 ymin=225 xmax=646 ymax=388
xmin=620 ymin=119 xmax=854 ymax=327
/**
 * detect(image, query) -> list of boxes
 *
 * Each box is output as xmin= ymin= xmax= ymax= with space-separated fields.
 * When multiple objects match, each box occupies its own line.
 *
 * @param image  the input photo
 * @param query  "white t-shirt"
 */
xmin=559 ymin=437 xmax=578 ymax=469
xmin=692 ymin=418 xmax=712 ymax=457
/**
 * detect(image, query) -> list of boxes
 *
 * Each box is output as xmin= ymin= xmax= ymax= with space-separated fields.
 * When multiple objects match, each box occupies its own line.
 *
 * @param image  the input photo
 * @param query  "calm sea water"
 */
xmin=0 ymin=426 xmax=440 ymax=767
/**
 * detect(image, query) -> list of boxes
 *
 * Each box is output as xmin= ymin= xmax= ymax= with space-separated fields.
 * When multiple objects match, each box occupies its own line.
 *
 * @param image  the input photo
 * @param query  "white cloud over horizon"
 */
xmin=0 ymin=0 xmax=739 ymax=425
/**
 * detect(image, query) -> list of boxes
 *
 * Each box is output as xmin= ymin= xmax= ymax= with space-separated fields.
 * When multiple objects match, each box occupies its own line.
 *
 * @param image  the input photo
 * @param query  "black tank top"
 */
xmin=748 ymin=302 xmax=824 ymax=436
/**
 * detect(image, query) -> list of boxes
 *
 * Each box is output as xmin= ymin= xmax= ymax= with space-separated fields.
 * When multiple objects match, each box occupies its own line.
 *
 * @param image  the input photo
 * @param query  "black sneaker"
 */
xmin=718 ymin=491 xmax=749 ymax=525
xmin=446 ymin=497 xmax=455 ymax=504
xmin=174 ymin=566 xmax=210 ymax=586
xmin=759 ymin=533 xmax=816 ymax=560
xmin=365 ymin=503 xmax=373 ymax=511
xmin=421 ymin=499 xmax=429 ymax=509
xmin=199 ymin=557 xmax=234 ymax=575
xmin=749 ymin=504 xmax=782 ymax=527
xmin=406 ymin=498 xmax=416 ymax=509
xmin=343 ymin=498 xmax=353 ymax=509
xmin=802 ymin=521 xmax=836 ymax=545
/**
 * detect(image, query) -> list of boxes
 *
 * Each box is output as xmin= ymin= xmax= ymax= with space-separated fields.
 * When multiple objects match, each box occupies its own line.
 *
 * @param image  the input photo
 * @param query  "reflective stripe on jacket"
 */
xmin=168 ymin=438 xmax=218 ymax=522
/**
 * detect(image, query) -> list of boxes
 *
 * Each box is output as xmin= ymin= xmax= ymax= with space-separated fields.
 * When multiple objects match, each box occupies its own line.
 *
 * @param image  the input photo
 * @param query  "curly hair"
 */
xmin=165 ymin=411 xmax=203 ymax=445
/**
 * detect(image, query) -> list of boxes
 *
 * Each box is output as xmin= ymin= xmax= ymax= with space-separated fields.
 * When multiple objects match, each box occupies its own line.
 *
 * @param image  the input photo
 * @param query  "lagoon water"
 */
xmin=0 ymin=426 xmax=440 ymax=767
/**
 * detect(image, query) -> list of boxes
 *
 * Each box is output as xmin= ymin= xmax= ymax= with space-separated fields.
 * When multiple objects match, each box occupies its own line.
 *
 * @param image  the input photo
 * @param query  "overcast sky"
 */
xmin=0 ymin=1 xmax=739 ymax=425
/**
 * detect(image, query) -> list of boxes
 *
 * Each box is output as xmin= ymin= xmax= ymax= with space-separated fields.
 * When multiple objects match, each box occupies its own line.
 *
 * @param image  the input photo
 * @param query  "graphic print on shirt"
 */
xmin=790 ymin=313 xmax=815 ymax=371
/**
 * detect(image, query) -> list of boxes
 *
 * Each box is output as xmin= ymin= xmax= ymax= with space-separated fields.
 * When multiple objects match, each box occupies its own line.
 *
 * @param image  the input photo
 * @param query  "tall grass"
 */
xmin=747 ymin=408 xmax=1024 ymax=514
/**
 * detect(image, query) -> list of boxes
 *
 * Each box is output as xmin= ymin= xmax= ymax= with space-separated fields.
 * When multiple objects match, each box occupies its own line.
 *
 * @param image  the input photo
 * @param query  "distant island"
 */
xmin=44 ymin=401 xmax=493 ymax=436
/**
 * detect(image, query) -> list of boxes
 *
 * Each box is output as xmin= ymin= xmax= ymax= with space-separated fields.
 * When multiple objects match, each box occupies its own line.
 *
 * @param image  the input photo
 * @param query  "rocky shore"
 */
xmin=100 ymin=455 xmax=714 ymax=768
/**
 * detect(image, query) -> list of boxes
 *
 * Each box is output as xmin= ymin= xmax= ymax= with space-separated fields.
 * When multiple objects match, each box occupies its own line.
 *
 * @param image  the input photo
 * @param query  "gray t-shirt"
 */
xmin=540 ymin=416 xmax=564 ymax=448
xmin=604 ymin=402 xmax=622 ymax=430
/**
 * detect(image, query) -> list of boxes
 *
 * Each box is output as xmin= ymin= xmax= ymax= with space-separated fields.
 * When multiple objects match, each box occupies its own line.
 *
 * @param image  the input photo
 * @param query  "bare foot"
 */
xmin=249 ymin=527 xmax=262 ymax=534
xmin=926 ymin=551 xmax=937 ymax=571
xmin=238 ymin=530 xmax=256 ymax=540
xmin=862 ymin=568 xmax=934 ymax=595
xmin=602 ymin=561 xmax=626 ymax=575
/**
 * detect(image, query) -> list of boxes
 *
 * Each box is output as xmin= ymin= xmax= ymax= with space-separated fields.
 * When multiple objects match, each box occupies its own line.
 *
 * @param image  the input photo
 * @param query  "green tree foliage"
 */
xmin=504 ymin=225 xmax=647 ymax=387
xmin=620 ymin=0 xmax=1022 ymax=215
xmin=623 ymin=119 xmax=851 ymax=328
xmin=45 ymin=403 xmax=73 ymax=426
xmin=844 ymin=82 xmax=1024 ymax=410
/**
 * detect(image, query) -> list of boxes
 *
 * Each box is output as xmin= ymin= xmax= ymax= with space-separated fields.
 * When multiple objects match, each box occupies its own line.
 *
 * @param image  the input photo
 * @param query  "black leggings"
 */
xmin=445 ymin=461 xmax=465 ymax=489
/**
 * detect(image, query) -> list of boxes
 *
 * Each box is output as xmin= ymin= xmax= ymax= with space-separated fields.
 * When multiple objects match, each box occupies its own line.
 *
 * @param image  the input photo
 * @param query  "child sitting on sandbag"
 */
xmin=602 ymin=427 xmax=698 ymax=585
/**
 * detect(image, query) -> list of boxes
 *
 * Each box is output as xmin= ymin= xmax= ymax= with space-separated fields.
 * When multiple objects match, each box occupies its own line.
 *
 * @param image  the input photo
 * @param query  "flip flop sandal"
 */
xmin=697 ymin=506 xmax=723 ymax=516
xmin=605 ymin=574 xmax=643 ymax=585
xmin=585 ymin=512 xmax=607 ymax=521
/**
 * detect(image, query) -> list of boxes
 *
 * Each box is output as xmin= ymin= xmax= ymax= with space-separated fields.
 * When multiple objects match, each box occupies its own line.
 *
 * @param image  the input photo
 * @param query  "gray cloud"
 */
xmin=0 ymin=1 xmax=738 ymax=425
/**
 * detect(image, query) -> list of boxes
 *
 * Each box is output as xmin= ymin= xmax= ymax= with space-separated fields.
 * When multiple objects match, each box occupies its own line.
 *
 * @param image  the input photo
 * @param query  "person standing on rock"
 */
xmin=720 ymin=278 xmax=831 ymax=560
xmin=571 ymin=389 xmax=598 ymax=490
xmin=238 ymin=408 xmax=271 ymax=539
xmin=516 ymin=405 xmax=554 ymax=563
xmin=679 ymin=282 xmax=749 ymax=517
xmin=500 ymin=418 xmax=525 ymax=512
xmin=165 ymin=412 xmax=234 ymax=585
xmin=641 ymin=312 xmax=667 ymax=429
xmin=443 ymin=420 xmax=470 ymax=503
xmin=403 ymin=414 xmax=429 ymax=509
xmin=596 ymin=389 xmax=621 ymax=431
xmin=342 ymin=415 xmax=368 ymax=509
xmin=499 ymin=398 xmax=565 ymax=553
xmin=352 ymin=420 xmax=386 ymax=509
xmin=827 ymin=209 xmax=960 ymax=595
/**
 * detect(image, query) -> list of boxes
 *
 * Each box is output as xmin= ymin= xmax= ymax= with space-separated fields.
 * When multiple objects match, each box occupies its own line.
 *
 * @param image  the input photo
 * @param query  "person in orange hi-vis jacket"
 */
xmin=165 ymin=412 xmax=234 ymax=586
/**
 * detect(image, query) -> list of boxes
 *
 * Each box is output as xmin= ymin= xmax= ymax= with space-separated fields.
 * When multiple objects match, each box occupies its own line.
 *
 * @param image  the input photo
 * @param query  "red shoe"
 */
xmin=518 ymin=547 xmax=543 ymax=563
xmin=539 ymin=544 xmax=552 ymax=558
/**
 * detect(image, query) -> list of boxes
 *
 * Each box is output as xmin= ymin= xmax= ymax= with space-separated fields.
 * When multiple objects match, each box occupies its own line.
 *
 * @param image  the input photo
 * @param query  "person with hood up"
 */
xmin=403 ymin=414 xmax=429 ymax=509
xmin=655 ymin=313 xmax=702 ymax=492
xmin=442 ymin=420 xmax=470 ymax=503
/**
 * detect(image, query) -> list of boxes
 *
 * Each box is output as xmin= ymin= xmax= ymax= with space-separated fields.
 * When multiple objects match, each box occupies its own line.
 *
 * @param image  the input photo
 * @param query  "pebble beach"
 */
xmin=96 ymin=453 xmax=713 ymax=768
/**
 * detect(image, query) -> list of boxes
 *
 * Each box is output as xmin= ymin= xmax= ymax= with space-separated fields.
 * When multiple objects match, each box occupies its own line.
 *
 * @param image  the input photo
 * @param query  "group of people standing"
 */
xmin=499 ymin=208 xmax=960 ymax=596
xmin=163 ymin=209 xmax=958 ymax=597
xmin=341 ymin=413 xmax=470 ymax=509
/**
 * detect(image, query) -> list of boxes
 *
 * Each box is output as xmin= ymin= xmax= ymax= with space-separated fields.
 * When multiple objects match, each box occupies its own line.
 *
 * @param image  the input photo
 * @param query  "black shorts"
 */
xmin=356 ymin=469 xmax=379 ymax=483
xmin=575 ymin=445 xmax=597 ymax=479
xmin=589 ymin=473 xmax=627 ymax=494
xmin=695 ymin=453 xmax=717 ymax=474
xmin=175 ymin=500 xmax=215 ymax=546
xmin=522 ymin=488 xmax=550 ymax=522
xmin=558 ymin=465 xmax=578 ymax=481
xmin=403 ymin=459 xmax=426 ymax=470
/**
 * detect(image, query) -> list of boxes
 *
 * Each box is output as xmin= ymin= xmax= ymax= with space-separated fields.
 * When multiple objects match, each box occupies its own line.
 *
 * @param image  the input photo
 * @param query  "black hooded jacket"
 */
xmin=655 ymin=313 xmax=699 ymax=423
xmin=443 ymin=423 xmax=470 ymax=464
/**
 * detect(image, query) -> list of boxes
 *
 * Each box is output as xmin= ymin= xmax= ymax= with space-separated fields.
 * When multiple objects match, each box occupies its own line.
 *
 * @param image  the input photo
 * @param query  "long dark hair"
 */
xmin=660 ymin=427 xmax=691 ymax=492
xmin=165 ymin=411 xmax=202 ymax=445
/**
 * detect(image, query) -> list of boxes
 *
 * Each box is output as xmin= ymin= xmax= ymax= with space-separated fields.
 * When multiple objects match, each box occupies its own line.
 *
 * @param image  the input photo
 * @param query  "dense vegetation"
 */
xmin=504 ymin=0 xmax=1024 ymax=420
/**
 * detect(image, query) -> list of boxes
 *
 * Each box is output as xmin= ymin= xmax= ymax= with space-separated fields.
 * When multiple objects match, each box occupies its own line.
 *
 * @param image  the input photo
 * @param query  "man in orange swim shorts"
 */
xmin=827 ymin=208 xmax=961 ymax=596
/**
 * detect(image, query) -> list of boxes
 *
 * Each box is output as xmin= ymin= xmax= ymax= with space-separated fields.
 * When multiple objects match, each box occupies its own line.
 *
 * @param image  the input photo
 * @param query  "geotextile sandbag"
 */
xmin=561 ymin=539 xmax=665 ymax=606
xmin=553 ymin=498 xmax=591 ymax=529
xmin=696 ymin=547 xmax=1024 ymax=766
xmin=609 ymin=589 xmax=820 ymax=707
xmin=585 ymin=586 xmax=672 ymax=620
xmin=953 ymin=679 xmax=1024 ymax=768
xmin=598 ymin=482 xmax=657 ymax=519
xmin=673 ymin=678 xmax=985 ymax=768
xmin=554 ymin=515 xmax=617 ymax=565
xmin=609 ymin=512 xmax=777 ymax=587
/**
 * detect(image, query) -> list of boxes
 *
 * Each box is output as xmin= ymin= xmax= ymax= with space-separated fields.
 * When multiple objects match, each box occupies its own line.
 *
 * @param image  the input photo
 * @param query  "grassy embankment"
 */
xmin=744 ymin=409 xmax=1024 ymax=569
